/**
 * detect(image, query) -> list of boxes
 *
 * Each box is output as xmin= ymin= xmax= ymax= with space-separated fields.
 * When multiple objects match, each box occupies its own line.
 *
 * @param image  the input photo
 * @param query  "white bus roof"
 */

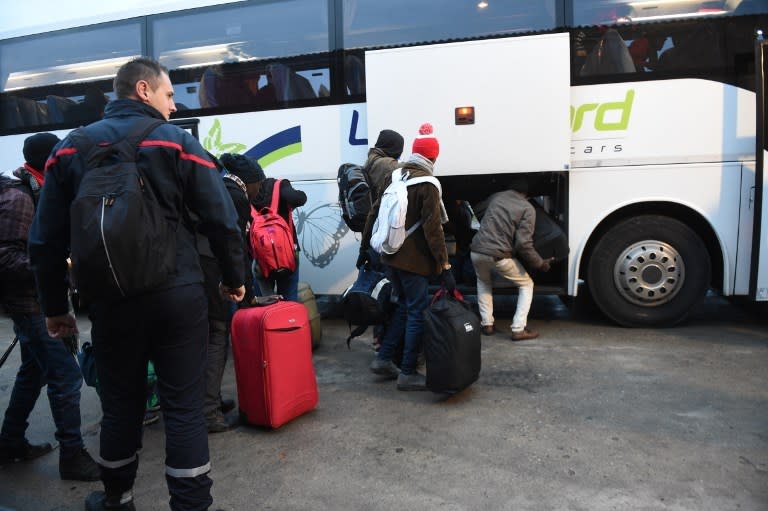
xmin=0 ymin=0 xmax=243 ymax=40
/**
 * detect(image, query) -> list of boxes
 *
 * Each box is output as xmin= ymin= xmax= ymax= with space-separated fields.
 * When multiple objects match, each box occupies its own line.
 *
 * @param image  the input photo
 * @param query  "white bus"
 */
xmin=1 ymin=0 xmax=766 ymax=327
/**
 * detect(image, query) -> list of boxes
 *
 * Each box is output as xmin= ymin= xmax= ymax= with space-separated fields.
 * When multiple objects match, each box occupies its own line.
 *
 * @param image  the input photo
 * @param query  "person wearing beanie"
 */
xmin=0 ymin=136 xmax=99 ymax=481
xmin=360 ymin=123 xmax=452 ymax=391
xmin=355 ymin=129 xmax=406 ymax=351
xmin=12 ymin=133 xmax=60 ymax=203
xmin=363 ymin=129 xmax=405 ymax=202
xmin=411 ymin=122 xmax=440 ymax=161
xmin=198 ymin=152 xmax=261 ymax=432
xmin=470 ymin=176 xmax=555 ymax=341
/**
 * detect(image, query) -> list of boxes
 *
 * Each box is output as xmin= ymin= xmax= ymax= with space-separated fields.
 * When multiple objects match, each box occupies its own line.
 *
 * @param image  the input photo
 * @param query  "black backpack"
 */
xmin=337 ymin=162 xmax=371 ymax=232
xmin=69 ymin=118 xmax=176 ymax=302
xmin=341 ymin=266 xmax=393 ymax=348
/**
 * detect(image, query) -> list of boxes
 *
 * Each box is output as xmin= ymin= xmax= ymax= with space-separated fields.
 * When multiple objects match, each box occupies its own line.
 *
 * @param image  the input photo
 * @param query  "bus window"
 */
xmin=153 ymin=0 xmax=331 ymax=112
xmin=341 ymin=0 xmax=557 ymax=49
xmin=0 ymin=22 xmax=140 ymax=131
xmin=573 ymin=0 xmax=766 ymax=26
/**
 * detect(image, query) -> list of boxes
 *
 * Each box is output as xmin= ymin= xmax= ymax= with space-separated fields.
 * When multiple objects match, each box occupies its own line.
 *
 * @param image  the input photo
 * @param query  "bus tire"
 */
xmin=586 ymin=215 xmax=710 ymax=327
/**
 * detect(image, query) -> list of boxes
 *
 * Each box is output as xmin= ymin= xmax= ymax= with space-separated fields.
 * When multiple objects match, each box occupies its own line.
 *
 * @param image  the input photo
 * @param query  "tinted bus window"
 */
xmin=0 ymin=23 xmax=141 ymax=92
xmin=572 ymin=0 xmax=767 ymax=26
xmin=342 ymin=0 xmax=557 ymax=49
xmin=153 ymin=0 xmax=331 ymax=111
xmin=0 ymin=23 xmax=140 ymax=131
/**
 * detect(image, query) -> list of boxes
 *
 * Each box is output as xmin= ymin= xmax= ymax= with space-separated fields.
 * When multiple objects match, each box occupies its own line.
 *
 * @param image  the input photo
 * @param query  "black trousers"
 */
xmin=91 ymin=283 xmax=212 ymax=511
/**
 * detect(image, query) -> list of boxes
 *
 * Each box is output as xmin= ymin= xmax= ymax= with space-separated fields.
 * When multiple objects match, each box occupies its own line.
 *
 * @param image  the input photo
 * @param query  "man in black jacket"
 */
xmin=201 ymin=153 xmax=262 ymax=433
xmin=29 ymin=57 xmax=245 ymax=511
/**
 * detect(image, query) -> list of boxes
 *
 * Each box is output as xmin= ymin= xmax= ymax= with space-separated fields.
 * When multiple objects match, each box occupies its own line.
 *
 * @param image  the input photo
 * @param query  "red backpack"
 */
xmin=249 ymin=179 xmax=297 ymax=280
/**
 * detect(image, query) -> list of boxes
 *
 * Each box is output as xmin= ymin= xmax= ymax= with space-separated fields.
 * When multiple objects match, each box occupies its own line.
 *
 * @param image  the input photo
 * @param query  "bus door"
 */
xmin=364 ymin=33 xmax=572 ymax=179
xmin=752 ymin=38 xmax=768 ymax=301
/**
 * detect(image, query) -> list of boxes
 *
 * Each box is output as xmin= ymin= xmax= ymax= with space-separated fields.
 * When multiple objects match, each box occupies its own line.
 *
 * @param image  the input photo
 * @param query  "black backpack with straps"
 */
xmin=69 ymin=118 xmax=177 ymax=302
xmin=337 ymin=162 xmax=372 ymax=232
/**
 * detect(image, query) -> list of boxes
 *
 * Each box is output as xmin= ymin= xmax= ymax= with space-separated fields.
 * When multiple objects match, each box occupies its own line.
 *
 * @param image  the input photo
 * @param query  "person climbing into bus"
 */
xmin=470 ymin=175 xmax=554 ymax=341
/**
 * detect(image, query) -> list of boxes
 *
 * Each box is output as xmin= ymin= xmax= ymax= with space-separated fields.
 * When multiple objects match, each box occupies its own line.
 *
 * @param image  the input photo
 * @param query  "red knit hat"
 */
xmin=411 ymin=123 xmax=440 ymax=160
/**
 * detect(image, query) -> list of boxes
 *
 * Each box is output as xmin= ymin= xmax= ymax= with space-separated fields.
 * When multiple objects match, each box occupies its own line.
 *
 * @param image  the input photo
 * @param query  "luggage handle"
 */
xmin=267 ymin=326 xmax=303 ymax=332
xmin=431 ymin=287 xmax=465 ymax=305
xmin=249 ymin=295 xmax=283 ymax=307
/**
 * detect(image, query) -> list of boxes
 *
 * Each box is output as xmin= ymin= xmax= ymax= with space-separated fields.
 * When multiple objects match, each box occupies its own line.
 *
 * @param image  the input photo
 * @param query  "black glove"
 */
xmin=441 ymin=268 xmax=456 ymax=292
xmin=356 ymin=251 xmax=369 ymax=269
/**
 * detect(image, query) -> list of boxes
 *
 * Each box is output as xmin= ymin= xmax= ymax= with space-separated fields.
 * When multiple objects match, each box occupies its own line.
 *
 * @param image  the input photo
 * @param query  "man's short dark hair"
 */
xmin=113 ymin=57 xmax=169 ymax=100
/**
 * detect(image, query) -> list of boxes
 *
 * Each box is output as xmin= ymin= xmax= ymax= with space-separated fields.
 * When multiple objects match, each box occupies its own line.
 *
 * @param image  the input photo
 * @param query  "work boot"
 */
xmin=510 ymin=328 xmax=539 ymax=341
xmin=206 ymin=410 xmax=236 ymax=434
xmin=60 ymin=447 xmax=100 ymax=481
xmin=220 ymin=398 xmax=236 ymax=415
xmin=396 ymin=372 xmax=427 ymax=391
xmin=369 ymin=358 xmax=399 ymax=379
xmin=85 ymin=490 xmax=136 ymax=511
xmin=0 ymin=439 xmax=53 ymax=464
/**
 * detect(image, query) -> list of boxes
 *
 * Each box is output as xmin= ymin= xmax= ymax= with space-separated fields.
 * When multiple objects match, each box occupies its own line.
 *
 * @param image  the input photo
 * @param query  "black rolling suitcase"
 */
xmin=423 ymin=289 xmax=481 ymax=394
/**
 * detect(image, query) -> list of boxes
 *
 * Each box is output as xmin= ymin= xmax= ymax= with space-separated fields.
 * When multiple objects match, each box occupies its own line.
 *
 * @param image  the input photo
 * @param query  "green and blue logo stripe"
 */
xmin=245 ymin=126 xmax=302 ymax=168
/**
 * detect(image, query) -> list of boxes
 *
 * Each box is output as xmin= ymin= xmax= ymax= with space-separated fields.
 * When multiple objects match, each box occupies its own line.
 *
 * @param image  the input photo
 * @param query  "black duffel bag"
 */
xmin=423 ymin=288 xmax=481 ymax=394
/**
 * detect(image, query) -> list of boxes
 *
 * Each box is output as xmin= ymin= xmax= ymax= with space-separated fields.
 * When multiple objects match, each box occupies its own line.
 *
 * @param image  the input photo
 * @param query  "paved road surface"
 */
xmin=0 ymin=295 xmax=766 ymax=510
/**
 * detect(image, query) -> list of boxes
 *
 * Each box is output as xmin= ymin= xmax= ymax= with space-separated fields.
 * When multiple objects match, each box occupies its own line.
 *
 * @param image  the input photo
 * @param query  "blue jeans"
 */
xmin=377 ymin=269 xmax=429 ymax=375
xmin=0 ymin=313 xmax=84 ymax=456
xmin=256 ymin=267 xmax=300 ymax=302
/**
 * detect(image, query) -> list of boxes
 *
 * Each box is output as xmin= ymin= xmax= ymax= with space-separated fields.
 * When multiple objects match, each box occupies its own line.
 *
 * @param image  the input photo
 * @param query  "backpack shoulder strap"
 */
xmin=69 ymin=117 xmax=165 ymax=167
xmin=270 ymin=179 xmax=282 ymax=211
xmin=406 ymin=175 xmax=441 ymax=195
xmin=124 ymin=118 xmax=166 ymax=153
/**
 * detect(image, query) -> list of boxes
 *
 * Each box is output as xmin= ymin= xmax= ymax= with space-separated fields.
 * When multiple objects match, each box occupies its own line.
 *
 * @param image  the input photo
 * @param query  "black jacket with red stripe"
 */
xmin=29 ymin=99 xmax=245 ymax=317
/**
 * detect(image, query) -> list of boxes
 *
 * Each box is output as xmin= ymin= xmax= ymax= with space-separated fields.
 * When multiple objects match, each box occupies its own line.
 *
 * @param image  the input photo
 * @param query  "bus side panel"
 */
xmin=365 ymin=33 xmax=571 ymax=175
xmin=757 ymin=148 xmax=768 ymax=300
xmin=568 ymin=163 xmax=741 ymax=296
xmin=571 ymin=80 xmax=755 ymax=168
xmin=195 ymin=104 xmax=369 ymax=295
xmin=735 ymin=164 xmax=755 ymax=295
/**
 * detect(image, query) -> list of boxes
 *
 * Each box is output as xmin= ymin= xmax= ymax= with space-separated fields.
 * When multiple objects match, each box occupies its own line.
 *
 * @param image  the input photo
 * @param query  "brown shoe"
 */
xmin=482 ymin=325 xmax=495 ymax=336
xmin=510 ymin=328 xmax=539 ymax=341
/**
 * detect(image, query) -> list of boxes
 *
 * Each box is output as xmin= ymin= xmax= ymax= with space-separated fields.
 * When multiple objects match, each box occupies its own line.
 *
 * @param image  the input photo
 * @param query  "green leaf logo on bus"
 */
xmin=203 ymin=119 xmax=247 ymax=156
xmin=571 ymin=90 xmax=634 ymax=133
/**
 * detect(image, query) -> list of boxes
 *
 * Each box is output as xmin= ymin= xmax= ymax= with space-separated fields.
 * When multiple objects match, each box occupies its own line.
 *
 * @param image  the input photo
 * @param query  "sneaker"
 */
xmin=60 ymin=447 xmax=100 ymax=481
xmin=206 ymin=411 xmax=236 ymax=434
xmin=85 ymin=490 xmax=136 ymax=511
xmin=0 ymin=439 xmax=53 ymax=464
xmin=510 ymin=328 xmax=539 ymax=341
xmin=369 ymin=358 xmax=399 ymax=379
xmin=396 ymin=372 xmax=427 ymax=391
xmin=482 ymin=325 xmax=496 ymax=336
xmin=220 ymin=398 xmax=236 ymax=415
xmin=143 ymin=411 xmax=160 ymax=426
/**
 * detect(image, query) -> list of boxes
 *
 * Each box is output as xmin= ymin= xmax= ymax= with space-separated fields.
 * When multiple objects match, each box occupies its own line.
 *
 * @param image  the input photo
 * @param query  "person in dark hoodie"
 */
xmin=363 ymin=129 xmax=404 ymax=202
xmin=356 ymin=129 xmax=405 ymax=350
xmin=360 ymin=123 xmax=454 ymax=391
xmin=0 ymin=133 xmax=100 ymax=482
xmin=199 ymin=152 xmax=261 ymax=433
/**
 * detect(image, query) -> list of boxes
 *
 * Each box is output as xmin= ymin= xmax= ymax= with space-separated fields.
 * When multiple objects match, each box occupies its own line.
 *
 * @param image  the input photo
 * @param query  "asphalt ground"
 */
xmin=0 ymin=294 xmax=767 ymax=511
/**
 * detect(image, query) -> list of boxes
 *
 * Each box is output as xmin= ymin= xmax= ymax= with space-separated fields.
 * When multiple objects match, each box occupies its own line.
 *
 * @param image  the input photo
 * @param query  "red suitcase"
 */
xmin=231 ymin=301 xmax=318 ymax=428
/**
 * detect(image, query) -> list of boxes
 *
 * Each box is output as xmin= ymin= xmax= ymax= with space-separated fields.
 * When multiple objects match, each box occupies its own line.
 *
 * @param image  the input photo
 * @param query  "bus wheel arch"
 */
xmin=580 ymin=203 xmax=722 ymax=327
